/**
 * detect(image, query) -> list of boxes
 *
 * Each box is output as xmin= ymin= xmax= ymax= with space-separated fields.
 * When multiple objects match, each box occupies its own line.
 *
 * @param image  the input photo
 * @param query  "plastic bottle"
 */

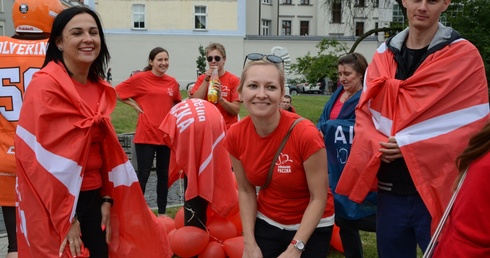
xmin=207 ymin=68 xmax=219 ymax=104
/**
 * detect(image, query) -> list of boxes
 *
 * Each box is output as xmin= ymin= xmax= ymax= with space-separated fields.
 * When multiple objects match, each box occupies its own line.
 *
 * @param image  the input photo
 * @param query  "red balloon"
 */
xmin=223 ymin=236 xmax=244 ymax=258
xmin=330 ymin=224 xmax=344 ymax=253
xmin=167 ymin=228 xmax=177 ymax=241
xmin=170 ymin=226 xmax=209 ymax=257
xmin=225 ymin=209 xmax=242 ymax=236
xmin=207 ymin=216 xmax=237 ymax=242
xmin=158 ymin=215 xmax=175 ymax=234
xmin=174 ymin=206 xmax=184 ymax=229
xmin=198 ymin=241 xmax=226 ymax=258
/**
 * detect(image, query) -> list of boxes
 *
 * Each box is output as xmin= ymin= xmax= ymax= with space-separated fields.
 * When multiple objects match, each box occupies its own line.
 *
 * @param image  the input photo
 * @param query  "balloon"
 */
xmin=174 ymin=206 xmax=184 ymax=229
xmin=170 ymin=226 xmax=209 ymax=257
xmin=225 ymin=204 xmax=242 ymax=236
xmin=198 ymin=241 xmax=226 ymax=258
xmin=158 ymin=215 xmax=175 ymax=234
xmin=223 ymin=236 xmax=244 ymax=258
xmin=330 ymin=224 xmax=344 ymax=253
xmin=207 ymin=216 xmax=237 ymax=242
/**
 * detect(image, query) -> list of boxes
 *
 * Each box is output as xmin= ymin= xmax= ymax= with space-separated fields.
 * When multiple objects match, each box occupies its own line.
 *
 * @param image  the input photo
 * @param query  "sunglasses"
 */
xmin=243 ymin=53 xmax=283 ymax=68
xmin=207 ymin=56 xmax=222 ymax=62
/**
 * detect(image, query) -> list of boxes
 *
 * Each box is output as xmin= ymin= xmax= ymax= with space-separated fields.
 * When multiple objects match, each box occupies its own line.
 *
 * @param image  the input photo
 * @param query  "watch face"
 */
xmin=297 ymin=241 xmax=305 ymax=249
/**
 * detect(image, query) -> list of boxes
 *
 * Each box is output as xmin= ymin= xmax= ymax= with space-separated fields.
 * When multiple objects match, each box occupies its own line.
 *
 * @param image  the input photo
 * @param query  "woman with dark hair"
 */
xmin=15 ymin=6 xmax=171 ymax=258
xmin=317 ymin=53 xmax=376 ymax=258
xmin=431 ymin=121 xmax=490 ymax=257
xmin=115 ymin=47 xmax=182 ymax=216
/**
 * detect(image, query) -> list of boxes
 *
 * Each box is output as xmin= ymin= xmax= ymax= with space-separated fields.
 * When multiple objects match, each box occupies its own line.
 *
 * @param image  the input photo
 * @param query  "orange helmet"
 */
xmin=12 ymin=0 xmax=63 ymax=34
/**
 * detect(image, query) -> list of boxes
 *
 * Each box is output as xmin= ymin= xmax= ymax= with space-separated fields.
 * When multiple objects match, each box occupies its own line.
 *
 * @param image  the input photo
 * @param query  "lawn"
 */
xmin=111 ymin=91 xmax=385 ymax=258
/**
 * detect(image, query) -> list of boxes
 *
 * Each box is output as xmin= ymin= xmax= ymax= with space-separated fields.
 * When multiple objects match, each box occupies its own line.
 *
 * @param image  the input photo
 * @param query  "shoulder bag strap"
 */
xmin=261 ymin=117 xmax=305 ymax=190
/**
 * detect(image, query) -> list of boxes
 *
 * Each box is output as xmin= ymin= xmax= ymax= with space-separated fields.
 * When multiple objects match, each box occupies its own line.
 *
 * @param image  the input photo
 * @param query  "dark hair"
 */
xmin=456 ymin=122 xmax=490 ymax=180
xmin=143 ymin=47 xmax=169 ymax=71
xmin=284 ymin=95 xmax=292 ymax=101
xmin=338 ymin=52 xmax=368 ymax=76
xmin=43 ymin=6 xmax=110 ymax=82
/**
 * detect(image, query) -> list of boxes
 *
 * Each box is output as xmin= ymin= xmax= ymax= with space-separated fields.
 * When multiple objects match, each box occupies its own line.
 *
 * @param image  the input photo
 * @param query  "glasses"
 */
xmin=243 ymin=53 xmax=283 ymax=68
xmin=207 ymin=56 xmax=222 ymax=62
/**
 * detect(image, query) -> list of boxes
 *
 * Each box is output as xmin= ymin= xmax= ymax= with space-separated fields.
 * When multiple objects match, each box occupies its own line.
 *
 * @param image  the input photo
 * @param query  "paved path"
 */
xmin=0 ymin=171 xmax=183 ymax=257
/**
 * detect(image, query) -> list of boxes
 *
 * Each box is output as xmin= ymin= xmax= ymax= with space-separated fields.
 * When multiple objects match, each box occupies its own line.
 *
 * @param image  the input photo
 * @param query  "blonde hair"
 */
xmin=238 ymin=59 xmax=285 ymax=95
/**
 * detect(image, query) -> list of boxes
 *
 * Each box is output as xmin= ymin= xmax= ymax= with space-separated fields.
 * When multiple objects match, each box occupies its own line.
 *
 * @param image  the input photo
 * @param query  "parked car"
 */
xmin=287 ymin=84 xmax=300 ymax=95
xmin=296 ymin=82 xmax=323 ymax=94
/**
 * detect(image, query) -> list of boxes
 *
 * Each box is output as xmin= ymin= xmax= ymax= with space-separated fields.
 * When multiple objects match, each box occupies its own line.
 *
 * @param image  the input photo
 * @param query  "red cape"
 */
xmin=15 ymin=62 xmax=171 ymax=257
xmin=336 ymin=39 xmax=489 ymax=232
xmin=160 ymin=99 xmax=238 ymax=217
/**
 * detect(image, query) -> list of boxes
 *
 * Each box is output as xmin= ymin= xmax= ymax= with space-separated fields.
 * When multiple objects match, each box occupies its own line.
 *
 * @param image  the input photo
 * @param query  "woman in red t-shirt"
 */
xmin=225 ymin=56 xmax=335 ymax=258
xmin=115 ymin=47 xmax=182 ymax=215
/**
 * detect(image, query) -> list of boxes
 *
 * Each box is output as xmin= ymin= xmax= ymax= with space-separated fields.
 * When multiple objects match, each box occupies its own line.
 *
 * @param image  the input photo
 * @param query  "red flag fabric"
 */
xmin=336 ymin=38 xmax=489 ymax=232
xmin=160 ymin=98 xmax=238 ymax=217
xmin=15 ymin=62 xmax=171 ymax=257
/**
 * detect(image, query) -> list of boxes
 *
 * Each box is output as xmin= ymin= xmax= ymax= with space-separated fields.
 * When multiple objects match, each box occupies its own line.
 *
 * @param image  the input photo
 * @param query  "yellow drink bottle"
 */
xmin=207 ymin=68 xmax=219 ymax=104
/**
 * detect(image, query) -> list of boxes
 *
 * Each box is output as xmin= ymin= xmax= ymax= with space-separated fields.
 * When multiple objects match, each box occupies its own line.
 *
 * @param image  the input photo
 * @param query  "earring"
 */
xmin=57 ymin=46 xmax=62 ymax=52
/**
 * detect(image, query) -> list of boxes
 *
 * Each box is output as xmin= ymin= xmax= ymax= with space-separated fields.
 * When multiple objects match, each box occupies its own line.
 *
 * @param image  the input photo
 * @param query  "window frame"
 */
xmin=262 ymin=19 xmax=271 ymax=36
xmin=300 ymin=0 xmax=310 ymax=5
xmin=132 ymin=4 xmax=146 ymax=30
xmin=355 ymin=22 xmax=364 ymax=36
xmin=300 ymin=20 xmax=309 ymax=36
xmin=332 ymin=1 xmax=342 ymax=23
xmin=282 ymin=20 xmax=292 ymax=36
xmin=194 ymin=5 xmax=207 ymax=30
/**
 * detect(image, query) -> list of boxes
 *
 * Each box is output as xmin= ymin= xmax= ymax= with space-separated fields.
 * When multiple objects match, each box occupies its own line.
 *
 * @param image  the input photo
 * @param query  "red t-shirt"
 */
xmin=432 ymin=152 xmax=490 ymax=258
xmin=330 ymin=94 xmax=344 ymax=120
xmin=116 ymin=71 xmax=181 ymax=144
xmin=225 ymin=110 xmax=334 ymax=225
xmin=191 ymin=71 xmax=240 ymax=128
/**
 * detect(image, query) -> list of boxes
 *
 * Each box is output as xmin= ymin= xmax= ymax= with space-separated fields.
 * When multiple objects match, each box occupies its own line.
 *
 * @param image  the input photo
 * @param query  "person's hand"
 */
xmin=205 ymin=66 xmax=218 ymax=80
xmin=277 ymin=244 xmax=302 ymax=258
xmin=242 ymin=243 xmax=263 ymax=258
xmin=379 ymin=136 xmax=403 ymax=163
xmin=101 ymin=202 xmax=112 ymax=244
xmin=134 ymin=105 xmax=144 ymax=114
xmin=59 ymin=218 xmax=83 ymax=257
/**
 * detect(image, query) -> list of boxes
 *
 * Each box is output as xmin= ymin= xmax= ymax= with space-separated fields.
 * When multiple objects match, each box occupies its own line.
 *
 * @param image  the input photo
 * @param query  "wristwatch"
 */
xmin=291 ymin=239 xmax=305 ymax=251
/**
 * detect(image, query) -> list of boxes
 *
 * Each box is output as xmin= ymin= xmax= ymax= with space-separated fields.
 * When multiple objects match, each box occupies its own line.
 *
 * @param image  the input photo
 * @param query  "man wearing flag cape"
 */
xmin=336 ymin=0 xmax=489 ymax=257
xmin=15 ymin=6 xmax=171 ymax=258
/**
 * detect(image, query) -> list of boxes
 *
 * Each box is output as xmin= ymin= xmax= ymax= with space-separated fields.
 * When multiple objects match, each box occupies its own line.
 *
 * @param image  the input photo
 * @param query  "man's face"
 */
xmin=402 ymin=0 xmax=450 ymax=31
xmin=280 ymin=97 xmax=291 ymax=110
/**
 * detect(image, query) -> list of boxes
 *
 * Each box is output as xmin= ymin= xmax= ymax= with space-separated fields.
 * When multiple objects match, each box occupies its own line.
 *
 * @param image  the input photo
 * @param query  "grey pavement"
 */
xmin=0 ymin=171 xmax=183 ymax=257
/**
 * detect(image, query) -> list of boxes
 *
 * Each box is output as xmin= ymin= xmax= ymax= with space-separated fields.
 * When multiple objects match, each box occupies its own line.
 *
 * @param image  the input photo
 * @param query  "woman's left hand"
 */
xmin=59 ymin=219 xmax=83 ymax=257
xmin=101 ymin=202 xmax=111 ymax=244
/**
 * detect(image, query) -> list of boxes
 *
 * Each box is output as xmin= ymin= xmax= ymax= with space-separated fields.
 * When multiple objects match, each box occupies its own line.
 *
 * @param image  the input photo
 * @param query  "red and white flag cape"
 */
xmin=15 ymin=62 xmax=171 ymax=257
xmin=336 ymin=38 xmax=489 ymax=232
xmin=160 ymin=99 xmax=238 ymax=217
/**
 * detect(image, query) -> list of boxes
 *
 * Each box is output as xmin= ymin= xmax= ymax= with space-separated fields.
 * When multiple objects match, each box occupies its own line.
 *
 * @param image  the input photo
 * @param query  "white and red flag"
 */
xmin=15 ymin=62 xmax=171 ymax=257
xmin=336 ymin=38 xmax=489 ymax=232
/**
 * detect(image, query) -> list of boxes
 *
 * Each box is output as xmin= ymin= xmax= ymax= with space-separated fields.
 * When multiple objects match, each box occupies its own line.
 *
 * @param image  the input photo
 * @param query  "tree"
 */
xmin=290 ymin=39 xmax=349 ymax=85
xmin=196 ymin=45 xmax=206 ymax=77
xmin=448 ymin=0 xmax=490 ymax=88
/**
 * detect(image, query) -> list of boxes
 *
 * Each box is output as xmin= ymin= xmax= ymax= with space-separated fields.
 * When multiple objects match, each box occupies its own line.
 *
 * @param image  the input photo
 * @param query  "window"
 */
xmin=132 ymin=4 xmax=145 ymax=29
xmin=355 ymin=22 xmax=364 ymax=36
xmin=372 ymin=0 xmax=379 ymax=7
xmin=300 ymin=21 xmax=309 ymax=36
xmin=194 ymin=6 xmax=207 ymax=30
xmin=440 ymin=3 xmax=463 ymax=26
xmin=262 ymin=20 xmax=271 ymax=35
xmin=355 ymin=0 xmax=365 ymax=7
xmin=262 ymin=0 xmax=271 ymax=4
xmin=283 ymin=0 xmax=292 ymax=4
xmin=300 ymin=0 xmax=310 ymax=4
xmin=392 ymin=3 xmax=404 ymax=27
xmin=282 ymin=20 xmax=292 ymax=35
xmin=332 ymin=0 xmax=341 ymax=23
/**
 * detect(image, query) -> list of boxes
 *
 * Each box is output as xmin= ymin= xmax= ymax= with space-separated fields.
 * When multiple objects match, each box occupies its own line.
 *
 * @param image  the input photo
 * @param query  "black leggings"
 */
xmin=2 ymin=206 xmax=17 ymax=253
xmin=183 ymin=176 xmax=208 ymax=230
xmin=77 ymin=189 xmax=108 ymax=258
xmin=135 ymin=144 xmax=170 ymax=214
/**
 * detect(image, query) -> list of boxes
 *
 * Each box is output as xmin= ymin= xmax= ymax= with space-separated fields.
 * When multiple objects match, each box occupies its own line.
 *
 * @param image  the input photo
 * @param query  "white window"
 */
xmin=282 ymin=20 xmax=291 ymax=36
xmin=392 ymin=3 xmax=404 ymax=27
xmin=194 ymin=6 xmax=207 ymax=30
xmin=132 ymin=4 xmax=145 ymax=29
xmin=283 ymin=0 xmax=292 ymax=4
xmin=262 ymin=19 xmax=271 ymax=35
xmin=300 ymin=0 xmax=310 ymax=5
xmin=262 ymin=0 xmax=271 ymax=4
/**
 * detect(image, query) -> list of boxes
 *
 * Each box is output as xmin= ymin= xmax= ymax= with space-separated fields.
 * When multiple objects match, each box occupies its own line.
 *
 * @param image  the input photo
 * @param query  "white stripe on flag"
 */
xmin=16 ymin=125 xmax=82 ymax=197
xmin=396 ymin=103 xmax=489 ymax=147
xmin=369 ymin=102 xmax=392 ymax=137
xmin=198 ymin=131 xmax=226 ymax=175
xmin=108 ymin=161 xmax=139 ymax=187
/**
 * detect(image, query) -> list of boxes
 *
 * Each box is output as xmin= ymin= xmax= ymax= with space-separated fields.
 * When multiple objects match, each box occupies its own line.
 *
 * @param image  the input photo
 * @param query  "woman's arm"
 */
xmin=230 ymin=155 xmax=263 ymax=258
xmin=117 ymin=96 xmax=143 ymax=114
xmin=279 ymin=148 xmax=328 ymax=257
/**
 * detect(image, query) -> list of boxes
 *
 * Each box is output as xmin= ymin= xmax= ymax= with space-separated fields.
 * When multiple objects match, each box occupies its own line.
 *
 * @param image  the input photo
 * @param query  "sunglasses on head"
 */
xmin=243 ymin=53 xmax=283 ymax=68
xmin=207 ymin=56 xmax=222 ymax=62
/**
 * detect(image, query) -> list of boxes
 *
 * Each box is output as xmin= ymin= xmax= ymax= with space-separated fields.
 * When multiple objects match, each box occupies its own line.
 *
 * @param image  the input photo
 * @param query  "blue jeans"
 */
xmin=376 ymin=191 xmax=431 ymax=258
xmin=134 ymin=143 xmax=170 ymax=214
